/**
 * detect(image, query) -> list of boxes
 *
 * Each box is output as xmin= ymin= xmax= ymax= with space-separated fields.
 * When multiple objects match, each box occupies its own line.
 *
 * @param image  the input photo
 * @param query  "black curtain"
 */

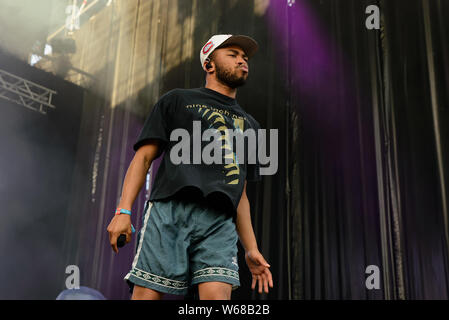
xmin=278 ymin=0 xmax=449 ymax=299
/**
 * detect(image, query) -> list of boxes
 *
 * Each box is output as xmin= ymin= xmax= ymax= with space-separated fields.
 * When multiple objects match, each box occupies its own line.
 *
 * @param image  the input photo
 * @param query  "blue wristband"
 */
xmin=115 ymin=208 xmax=135 ymax=233
xmin=118 ymin=209 xmax=132 ymax=215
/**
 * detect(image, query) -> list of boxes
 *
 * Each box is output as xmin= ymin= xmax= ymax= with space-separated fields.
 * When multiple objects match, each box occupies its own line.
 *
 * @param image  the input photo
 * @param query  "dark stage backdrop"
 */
xmin=13 ymin=0 xmax=447 ymax=300
xmin=0 ymin=50 xmax=84 ymax=299
xmin=281 ymin=0 xmax=449 ymax=299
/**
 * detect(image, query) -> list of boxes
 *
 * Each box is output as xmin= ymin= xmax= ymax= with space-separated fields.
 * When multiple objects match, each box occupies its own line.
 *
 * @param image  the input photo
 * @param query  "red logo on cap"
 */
xmin=202 ymin=41 xmax=214 ymax=54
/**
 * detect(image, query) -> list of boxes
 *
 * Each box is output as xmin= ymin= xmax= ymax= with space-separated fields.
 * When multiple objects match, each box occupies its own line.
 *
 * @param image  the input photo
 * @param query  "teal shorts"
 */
xmin=124 ymin=196 xmax=240 ymax=296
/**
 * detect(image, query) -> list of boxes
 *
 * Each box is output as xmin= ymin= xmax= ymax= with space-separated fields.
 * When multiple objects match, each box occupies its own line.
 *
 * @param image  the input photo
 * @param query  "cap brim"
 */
xmin=216 ymin=35 xmax=259 ymax=59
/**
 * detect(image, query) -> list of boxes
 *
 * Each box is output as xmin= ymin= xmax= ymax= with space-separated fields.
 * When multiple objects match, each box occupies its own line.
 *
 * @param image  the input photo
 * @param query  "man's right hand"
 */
xmin=107 ymin=214 xmax=133 ymax=253
xmin=106 ymin=142 xmax=159 ymax=253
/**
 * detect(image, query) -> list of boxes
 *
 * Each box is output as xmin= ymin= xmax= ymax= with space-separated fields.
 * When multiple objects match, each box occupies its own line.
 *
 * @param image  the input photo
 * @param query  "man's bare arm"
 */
xmin=117 ymin=142 xmax=160 ymax=210
xmin=235 ymin=181 xmax=258 ymax=252
xmin=107 ymin=140 xmax=160 ymax=253
xmin=235 ymin=180 xmax=273 ymax=294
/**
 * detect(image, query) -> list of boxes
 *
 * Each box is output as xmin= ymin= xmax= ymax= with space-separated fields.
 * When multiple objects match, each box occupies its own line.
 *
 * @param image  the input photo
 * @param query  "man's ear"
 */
xmin=204 ymin=59 xmax=213 ymax=72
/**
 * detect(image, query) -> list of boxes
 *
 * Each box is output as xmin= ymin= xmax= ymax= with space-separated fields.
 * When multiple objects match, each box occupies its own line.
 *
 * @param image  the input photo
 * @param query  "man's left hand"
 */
xmin=245 ymin=249 xmax=274 ymax=294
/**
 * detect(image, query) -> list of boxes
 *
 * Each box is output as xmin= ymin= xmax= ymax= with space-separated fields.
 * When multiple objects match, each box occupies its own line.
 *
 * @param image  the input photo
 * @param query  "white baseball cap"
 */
xmin=200 ymin=34 xmax=259 ymax=68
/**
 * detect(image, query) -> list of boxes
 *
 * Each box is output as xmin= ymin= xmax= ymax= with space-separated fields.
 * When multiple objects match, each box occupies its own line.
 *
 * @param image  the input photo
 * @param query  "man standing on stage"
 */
xmin=107 ymin=34 xmax=273 ymax=300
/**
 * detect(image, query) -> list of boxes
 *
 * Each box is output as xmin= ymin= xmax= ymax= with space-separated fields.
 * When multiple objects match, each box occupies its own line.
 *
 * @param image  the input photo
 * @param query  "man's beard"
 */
xmin=215 ymin=63 xmax=247 ymax=89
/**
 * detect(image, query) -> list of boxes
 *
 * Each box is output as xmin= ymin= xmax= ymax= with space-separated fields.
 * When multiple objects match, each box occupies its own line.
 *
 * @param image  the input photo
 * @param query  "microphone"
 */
xmin=117 ymin=234 xmax=126 ymax=248
xmin=116 ymin=225 xmax=135 ymax=249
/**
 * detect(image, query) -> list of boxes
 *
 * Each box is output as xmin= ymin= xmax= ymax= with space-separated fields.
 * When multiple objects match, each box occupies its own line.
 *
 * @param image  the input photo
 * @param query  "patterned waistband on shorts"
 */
xmin=127 ymin=267 xmax=188 ymax=290
xmin=192 ymin=267 xmax=239 ymax=281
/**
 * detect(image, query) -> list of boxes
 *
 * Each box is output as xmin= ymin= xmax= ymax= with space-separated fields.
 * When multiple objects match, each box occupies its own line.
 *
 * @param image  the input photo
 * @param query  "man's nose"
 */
xmin=237 ymin=57 xmax=248 ymax=66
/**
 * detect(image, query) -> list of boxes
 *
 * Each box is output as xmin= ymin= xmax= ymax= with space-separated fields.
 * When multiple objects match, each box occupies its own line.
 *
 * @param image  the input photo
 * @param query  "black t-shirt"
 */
xmin=134 ymin=87 xmax=261 ymax=216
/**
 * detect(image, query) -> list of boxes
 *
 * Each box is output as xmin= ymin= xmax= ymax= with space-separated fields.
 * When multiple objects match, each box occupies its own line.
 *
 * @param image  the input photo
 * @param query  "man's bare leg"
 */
xmin=131 ymin=285 xmax=164 ymax=300
xmin=198 ymin=282 xmax=232 ymax=300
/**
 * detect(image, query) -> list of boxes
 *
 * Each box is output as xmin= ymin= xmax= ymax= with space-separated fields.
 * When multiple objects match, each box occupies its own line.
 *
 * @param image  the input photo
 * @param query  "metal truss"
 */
xmin=0 ymin=68 xmax=57 ymax=115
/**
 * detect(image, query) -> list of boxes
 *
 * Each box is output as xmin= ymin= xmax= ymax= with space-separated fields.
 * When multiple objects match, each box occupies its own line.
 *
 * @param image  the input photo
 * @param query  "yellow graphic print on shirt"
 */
xmin=196 ymin=106 xmax=244 ymax=185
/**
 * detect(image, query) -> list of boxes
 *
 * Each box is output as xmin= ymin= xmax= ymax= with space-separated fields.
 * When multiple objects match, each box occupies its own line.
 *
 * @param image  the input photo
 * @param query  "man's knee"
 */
xmin=131 ymin=285 xmax=164 ymax=300
xmin=198 ymin=282 xmax=232 ymax=300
